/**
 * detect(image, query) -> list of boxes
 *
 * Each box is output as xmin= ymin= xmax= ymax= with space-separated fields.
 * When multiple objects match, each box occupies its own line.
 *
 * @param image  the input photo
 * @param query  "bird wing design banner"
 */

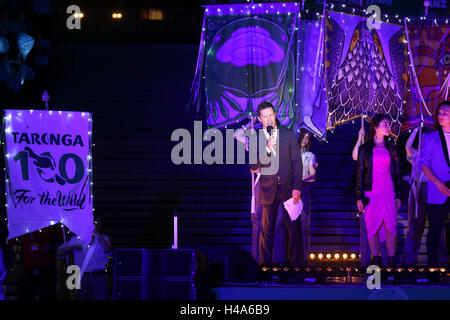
xmin=403 ymin=25 xmax=449 ymax=131
xmin=325 ymin=11 xmax=408 ymax=137
xmin=3 ymin=110 xmax=94 ymax=243
xmin=191 ymin=3 xmax=300 ymax=129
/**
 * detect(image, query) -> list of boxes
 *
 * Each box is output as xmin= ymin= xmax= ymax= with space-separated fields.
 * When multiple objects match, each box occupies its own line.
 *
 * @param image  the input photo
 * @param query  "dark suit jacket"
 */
xmin=251 ymin=126 xmax=302 ymax=204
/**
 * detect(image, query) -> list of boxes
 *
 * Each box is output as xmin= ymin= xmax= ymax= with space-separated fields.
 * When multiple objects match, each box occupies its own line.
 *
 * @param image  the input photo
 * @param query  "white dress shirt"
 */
xmin=444 ymin=132 xmax=450 ymax=161
xmin=263 ymin=127 xmax=278 ymax=156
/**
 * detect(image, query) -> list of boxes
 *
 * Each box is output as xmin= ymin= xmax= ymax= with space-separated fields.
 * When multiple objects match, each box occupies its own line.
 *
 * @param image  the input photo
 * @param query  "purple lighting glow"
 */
xmin=216 ymin=27 xmax=285 ymax=67
xmin=203 ymin=3 xmax=299 ymax=16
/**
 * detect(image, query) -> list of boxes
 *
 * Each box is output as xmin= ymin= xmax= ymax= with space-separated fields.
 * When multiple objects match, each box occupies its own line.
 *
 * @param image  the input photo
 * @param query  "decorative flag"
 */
xmin=403 ymin=25 xmax=449 ymax=131
xmin=190 ymin=3 xmax=301 ymax=129
xmin=3 ymin=110 xmax=94 ymax=243
xmin=295 ymin=19 xmax=329 ymax=140
xmin=325 ymin=11 xmax=408 ymax=137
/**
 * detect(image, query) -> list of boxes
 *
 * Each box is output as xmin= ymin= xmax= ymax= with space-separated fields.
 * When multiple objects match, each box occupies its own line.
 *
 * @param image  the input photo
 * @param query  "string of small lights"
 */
xmin=2 ymin=109 xmax=94 ymax=240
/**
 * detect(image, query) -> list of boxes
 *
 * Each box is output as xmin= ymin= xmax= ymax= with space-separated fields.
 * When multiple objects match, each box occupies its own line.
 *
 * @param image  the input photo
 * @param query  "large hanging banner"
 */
xmin=295 ymin=19 xmax=328 ymax=139
xmin=325 ymin=11 xmax=408 ymax=137
xmin=191 ymin=3 xmax=300 ymax=129
xmin=403 ymin=25 xmax=449 ymax=131
xmin=3 ymin=110 xmax=94 ymax=242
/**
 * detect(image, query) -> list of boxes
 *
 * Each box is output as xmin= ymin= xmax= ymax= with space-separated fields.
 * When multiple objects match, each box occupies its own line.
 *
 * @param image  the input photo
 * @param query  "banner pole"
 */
xmin=250 ymin=116 xmax=256 ymax=215
xmin=414 ymin=125 xmax=423 ymax=219
xmin=61 ymin=225 xmax=69 ymax=266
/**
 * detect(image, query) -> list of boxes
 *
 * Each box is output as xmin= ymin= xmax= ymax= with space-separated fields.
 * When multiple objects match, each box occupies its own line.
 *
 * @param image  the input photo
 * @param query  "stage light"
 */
xmin=408 ymin=268 xmax=414 ymax=272
xmin=112 ymin=12 xmax=123 ymax=19
xmin=343 ymin=254 xmax=348 ymax=259
xmin=318 ymin=253 xmax=323 ymax=259
xmin=334 ymin=253 xmax=339 ymax=259
xmin=310 ymin=253 xmax=315 ymax=260
xmin=440 ymin=268 xmax=446 ymax=273
xmin=350 ymin=253 xmax=356 ymax=259
xmin=326 ymin=253 xmax=331 ymax=259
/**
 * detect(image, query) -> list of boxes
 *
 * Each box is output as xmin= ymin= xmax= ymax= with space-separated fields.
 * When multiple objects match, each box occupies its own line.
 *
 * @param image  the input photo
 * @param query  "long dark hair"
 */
xmin=367 ymin=113 xmax=391 ymax=143
xmin=298 ymin=129 xmax=312 ymax=151
xmin=366 ymin=113 xmax=398 ymax=162
xmin=433 ymin=100 xmax=450 ymax=131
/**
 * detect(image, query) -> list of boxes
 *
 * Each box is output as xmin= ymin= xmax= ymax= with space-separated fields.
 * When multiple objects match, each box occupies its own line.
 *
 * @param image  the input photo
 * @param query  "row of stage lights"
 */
xmin=308 ymin=253 xmax=447 ymax=272
xmin=261 ymin=265 xmax=447 ymax=274
xmin=309 ymin=252 xmax=357 ymax=260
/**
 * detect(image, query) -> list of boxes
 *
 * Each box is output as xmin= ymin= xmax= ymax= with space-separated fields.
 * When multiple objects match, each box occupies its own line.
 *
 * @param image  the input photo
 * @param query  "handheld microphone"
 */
xmin=267 ymin=123 xmax=274 ymax=154
xmin=356 ymin=198 xmax=370 ymax=218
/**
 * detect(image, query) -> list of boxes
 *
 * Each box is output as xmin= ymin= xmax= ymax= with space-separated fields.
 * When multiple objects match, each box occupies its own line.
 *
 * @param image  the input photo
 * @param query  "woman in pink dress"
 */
xmin=356 ymin=114 xmax=402 ymax=267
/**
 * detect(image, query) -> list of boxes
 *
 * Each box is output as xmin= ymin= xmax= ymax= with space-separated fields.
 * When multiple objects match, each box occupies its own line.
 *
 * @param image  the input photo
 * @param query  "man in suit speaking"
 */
xmin=251 ymin=101 xmax=303 ymax=268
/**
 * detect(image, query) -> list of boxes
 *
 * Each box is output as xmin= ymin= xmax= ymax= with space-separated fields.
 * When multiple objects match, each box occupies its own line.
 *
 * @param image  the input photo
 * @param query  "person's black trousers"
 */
xmin=259 ymin=185 xmax=303 ymax=267
xmin=426 ymin=199 xmax=449 ymax=266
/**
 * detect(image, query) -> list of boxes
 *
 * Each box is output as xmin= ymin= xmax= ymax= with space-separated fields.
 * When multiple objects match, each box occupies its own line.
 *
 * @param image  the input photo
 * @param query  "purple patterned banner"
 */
xmin=4 ymin=110 xmax=94 ymax=242
xmin=191 ymin=3 xmax=300 ymax=129
xmin=403 ymin=25 xmax=449 ymax=131
xmin=295 ymin=19 xmax=328 ymax=139
xmin=325 ymin=11 xmax=408 ymax=137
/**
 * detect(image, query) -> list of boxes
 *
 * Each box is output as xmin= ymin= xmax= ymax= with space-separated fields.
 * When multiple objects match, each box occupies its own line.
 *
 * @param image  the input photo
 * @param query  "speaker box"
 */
xmin=114 ymin=249 xmax=200 ymax=279
xmin=114 ymin=278 xmax=196 ymax=300
xmin=226 ymin=246 xmax=258 ymax=283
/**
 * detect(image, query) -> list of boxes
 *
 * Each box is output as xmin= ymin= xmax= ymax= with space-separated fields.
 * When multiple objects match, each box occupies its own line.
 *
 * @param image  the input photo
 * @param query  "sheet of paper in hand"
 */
xmin=283 ymin=197 xmax=303 ymax=221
